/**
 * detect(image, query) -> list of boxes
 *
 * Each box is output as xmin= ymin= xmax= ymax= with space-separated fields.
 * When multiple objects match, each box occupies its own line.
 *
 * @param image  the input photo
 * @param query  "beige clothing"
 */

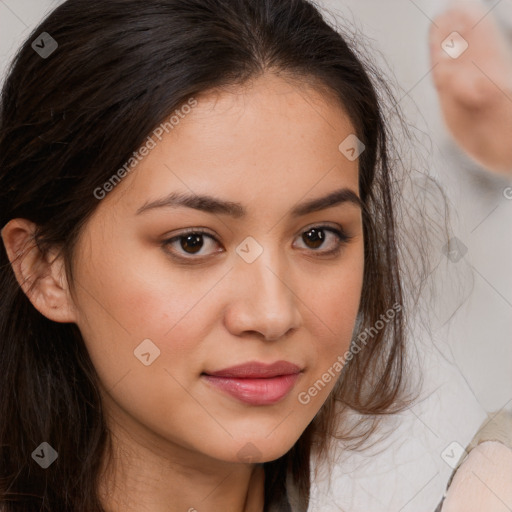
xmin=434 ymin=409 xmax=512 ymax=511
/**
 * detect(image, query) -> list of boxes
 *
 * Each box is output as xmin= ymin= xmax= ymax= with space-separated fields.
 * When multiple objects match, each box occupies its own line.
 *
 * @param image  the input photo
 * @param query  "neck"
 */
xmin=96 ymin=401 xmax=265 ymax=512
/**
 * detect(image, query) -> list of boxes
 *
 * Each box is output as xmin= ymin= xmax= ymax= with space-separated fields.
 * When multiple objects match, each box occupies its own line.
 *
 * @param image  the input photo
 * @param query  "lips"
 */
xmin=204 ymin=360 xmax=302 ymax=378
xmin=201 ymin=360 xmax=303 ymax=405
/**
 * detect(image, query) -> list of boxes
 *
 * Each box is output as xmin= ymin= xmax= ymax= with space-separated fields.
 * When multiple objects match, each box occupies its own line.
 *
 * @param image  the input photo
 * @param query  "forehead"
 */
xmin=101 ymin=72 xmax=360 ymax=215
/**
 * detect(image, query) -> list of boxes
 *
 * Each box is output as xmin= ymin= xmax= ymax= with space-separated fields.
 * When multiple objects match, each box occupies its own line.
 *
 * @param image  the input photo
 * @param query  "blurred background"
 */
xmin=1 ymin=0 xmax=511 ymax=510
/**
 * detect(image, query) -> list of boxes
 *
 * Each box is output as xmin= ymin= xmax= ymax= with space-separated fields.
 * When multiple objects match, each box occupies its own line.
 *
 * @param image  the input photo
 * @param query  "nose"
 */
xmin=223 ymin=246 xmax=302 ymax=341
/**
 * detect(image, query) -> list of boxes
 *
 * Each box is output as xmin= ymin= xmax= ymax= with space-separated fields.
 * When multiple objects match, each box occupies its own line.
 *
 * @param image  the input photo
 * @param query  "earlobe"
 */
xmin=1 ymin=218 xmax=78 ymax=324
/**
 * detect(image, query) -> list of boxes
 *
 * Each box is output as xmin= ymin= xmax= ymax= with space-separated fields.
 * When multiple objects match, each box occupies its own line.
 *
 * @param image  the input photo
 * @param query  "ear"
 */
xmin=1 ymin=218 xmax=78 ymax=323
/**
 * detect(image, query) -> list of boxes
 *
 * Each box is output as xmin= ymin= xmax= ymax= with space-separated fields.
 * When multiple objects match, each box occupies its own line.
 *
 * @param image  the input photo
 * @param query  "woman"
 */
xmin=0 ymin=0 xmax=443 ymax=510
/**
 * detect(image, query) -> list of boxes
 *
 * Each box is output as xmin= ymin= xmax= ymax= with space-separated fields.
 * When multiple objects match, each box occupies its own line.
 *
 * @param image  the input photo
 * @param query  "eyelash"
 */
xmin=161 ymin=225 xmax=353 ymax=263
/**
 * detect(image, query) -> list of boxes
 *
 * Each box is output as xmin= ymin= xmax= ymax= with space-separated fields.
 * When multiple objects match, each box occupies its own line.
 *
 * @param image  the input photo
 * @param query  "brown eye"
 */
xmin=302 ymin=227 xmax=325 ymax=249
xmin=294 ymin=225 xmax=351 ymax=255
xmin=180 ymin=233 xmax=205 ymax=254
xmin=163 ymin=229 xmax=221 ymax=259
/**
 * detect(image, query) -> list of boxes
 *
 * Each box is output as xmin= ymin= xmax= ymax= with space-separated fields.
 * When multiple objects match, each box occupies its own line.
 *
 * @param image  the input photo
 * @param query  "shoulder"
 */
xmin=466 ymin=410 xmax=512 ymax=451
xmin=437 ymin=410 xmax=512 ymax=511
xmin=440 ymin=440 xmax=512 ymax=511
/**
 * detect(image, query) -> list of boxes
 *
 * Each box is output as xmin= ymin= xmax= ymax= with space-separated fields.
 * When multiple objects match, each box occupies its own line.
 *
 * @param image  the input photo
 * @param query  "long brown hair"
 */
xmin=0 ymin=0 xmax=448 ymax=510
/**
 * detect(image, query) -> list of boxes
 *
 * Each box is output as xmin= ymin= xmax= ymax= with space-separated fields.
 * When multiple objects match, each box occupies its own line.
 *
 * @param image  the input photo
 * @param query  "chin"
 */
xmin=218 ymin=432 xmax=302 ymax=464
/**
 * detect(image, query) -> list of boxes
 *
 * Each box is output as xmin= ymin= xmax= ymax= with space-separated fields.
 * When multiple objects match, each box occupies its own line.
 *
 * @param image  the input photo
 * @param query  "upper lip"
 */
xmin=203 ymin=360 xmax=302 ymax=378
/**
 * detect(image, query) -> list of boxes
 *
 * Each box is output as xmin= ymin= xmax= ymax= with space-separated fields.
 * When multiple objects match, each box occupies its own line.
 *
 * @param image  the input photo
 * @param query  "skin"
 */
xmin=1 ymin=72 xmax=364 ymax=512
xmin=442 ymin=441 xmax=512 ymax=511
xmin=429 ymin=0 xmax=512 ymax=175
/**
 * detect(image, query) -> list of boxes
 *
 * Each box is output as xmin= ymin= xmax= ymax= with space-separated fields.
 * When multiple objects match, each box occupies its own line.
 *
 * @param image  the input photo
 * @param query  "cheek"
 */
xmin=312 ymin=252 xmax=364 ymax=340
xmin=314 ymin=279 xmax=362 ymax=361
xmin=72 ymin=239 xmax=229 ymax=386
xmin=71 ymin=245 xmax=229 ymax=447
xmin=299 ymin=253 xmax=364 ymax=401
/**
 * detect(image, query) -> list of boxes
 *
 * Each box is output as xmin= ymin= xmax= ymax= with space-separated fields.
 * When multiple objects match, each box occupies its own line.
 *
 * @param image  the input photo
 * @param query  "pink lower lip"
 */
xmin=202 ymin=373 xmax=301 ymax=405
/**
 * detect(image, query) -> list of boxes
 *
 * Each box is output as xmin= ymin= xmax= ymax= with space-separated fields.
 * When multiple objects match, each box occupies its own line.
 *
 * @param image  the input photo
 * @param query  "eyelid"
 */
xmin=168 ymin=227 xmax=216 ymax=238
xmin=298 ymin=221 xmax=343 ymax=234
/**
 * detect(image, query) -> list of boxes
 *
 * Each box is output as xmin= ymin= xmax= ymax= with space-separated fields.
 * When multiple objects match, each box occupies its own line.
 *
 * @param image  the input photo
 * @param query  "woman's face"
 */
xmin=69 ymin=73 xmax=364 ymax=464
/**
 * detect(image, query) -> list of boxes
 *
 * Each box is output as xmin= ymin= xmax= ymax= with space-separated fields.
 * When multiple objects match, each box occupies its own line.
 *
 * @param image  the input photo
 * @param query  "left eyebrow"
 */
xmin=135 ymin=187 xmax=363 ymax=218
